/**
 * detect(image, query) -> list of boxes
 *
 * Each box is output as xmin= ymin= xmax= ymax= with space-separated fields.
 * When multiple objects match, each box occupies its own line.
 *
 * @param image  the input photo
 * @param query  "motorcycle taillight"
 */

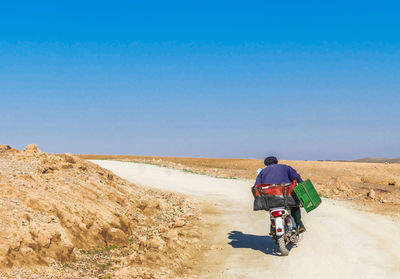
xmin=271 ymin=210 xmax=284 ymax=217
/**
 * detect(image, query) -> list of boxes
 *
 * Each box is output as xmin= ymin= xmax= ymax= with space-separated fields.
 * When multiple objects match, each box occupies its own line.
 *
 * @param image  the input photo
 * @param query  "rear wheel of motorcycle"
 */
xmin=277 ymin=236 xmax=289 ymax=256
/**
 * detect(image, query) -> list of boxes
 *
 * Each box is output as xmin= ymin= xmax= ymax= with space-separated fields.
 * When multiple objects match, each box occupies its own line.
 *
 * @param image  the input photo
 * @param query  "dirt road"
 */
xmin=93 ymin=160 xmax=400 ymax=279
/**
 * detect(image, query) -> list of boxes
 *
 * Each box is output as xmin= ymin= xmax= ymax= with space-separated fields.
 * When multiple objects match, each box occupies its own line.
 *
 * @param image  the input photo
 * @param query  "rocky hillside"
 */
xmin=0 ymin=145 xmax=201 ymax=279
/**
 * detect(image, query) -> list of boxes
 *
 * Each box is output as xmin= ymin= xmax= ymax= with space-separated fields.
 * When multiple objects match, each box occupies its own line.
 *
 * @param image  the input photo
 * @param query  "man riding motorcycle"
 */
xmin=254 ymin=156 xmax=306 ymax=233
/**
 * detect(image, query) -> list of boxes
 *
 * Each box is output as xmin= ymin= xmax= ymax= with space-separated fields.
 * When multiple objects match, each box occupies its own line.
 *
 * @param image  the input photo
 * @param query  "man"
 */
xmin=254 ymin=156 xmax=306 ymax=233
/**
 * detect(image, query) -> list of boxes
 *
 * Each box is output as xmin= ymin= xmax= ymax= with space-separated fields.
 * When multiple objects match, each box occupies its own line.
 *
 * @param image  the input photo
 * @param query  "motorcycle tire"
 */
xmin=277 ymin=236 xmax=289 ymax=256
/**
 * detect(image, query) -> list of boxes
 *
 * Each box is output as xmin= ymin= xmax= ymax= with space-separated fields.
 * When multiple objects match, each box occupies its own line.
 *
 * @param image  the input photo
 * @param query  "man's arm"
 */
xmin=287 ymin=166 xmax=303 ymax=183
xmin=254 ymin=172 xmax=263 ymax=186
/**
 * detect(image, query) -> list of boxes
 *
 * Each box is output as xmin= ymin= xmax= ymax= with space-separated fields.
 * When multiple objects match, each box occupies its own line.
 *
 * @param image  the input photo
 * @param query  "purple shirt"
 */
xmin=254 ymin=164 xmax=303 ymax=186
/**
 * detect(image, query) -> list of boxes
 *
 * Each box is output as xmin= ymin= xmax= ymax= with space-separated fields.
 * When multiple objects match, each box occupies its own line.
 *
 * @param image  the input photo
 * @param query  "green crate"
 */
xmin=294 ymin=179 xmax=321 ymax=213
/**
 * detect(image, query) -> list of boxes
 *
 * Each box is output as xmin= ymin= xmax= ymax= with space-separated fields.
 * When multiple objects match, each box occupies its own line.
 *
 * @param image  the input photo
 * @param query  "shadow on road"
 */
xmin=227 ymin=230 xmax=283 ymax=256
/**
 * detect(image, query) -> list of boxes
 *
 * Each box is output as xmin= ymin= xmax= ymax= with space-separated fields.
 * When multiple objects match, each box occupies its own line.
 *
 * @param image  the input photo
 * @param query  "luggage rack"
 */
xmin=260 ymin=182 xmax=293 ymax=189
xmin=253 ymin=182 xmax=299 ymax=210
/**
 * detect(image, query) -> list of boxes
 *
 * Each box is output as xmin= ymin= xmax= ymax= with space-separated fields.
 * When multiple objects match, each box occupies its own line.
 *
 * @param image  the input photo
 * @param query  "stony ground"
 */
xmin=0 ymin=145 xmax=203 ymax=279
xmin=78 ymin=155 xmax=400 ymax=217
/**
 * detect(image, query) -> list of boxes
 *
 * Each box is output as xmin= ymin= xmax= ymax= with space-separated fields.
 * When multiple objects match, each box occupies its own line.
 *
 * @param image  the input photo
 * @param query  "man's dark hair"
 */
xmin=264 ymin=156 xmax=278 ymax=166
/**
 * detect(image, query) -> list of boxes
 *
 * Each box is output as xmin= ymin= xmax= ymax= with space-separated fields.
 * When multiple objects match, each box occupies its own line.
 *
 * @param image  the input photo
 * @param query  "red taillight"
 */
xmin=271 ymin=210 xmax=284 ymax=217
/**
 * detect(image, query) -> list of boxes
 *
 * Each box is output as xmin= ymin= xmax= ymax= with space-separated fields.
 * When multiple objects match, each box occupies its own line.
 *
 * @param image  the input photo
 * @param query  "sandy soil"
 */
xmin=94 ymin=160 xmax=400 ymax=279
xmin=0 ymin=145 xmax=202 ymax=279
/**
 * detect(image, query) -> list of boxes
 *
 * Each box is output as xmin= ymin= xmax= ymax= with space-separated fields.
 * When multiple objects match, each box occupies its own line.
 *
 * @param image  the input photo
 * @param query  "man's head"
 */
xmin=264 ymin=156 xmax=278 ymax=166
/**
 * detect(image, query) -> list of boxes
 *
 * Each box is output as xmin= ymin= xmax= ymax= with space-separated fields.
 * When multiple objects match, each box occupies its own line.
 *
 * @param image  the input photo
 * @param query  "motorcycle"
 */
xmin=255 ymin=169 xmax=303 ymax=256
xmin=269 ymin=207 xmax=303 ymax=256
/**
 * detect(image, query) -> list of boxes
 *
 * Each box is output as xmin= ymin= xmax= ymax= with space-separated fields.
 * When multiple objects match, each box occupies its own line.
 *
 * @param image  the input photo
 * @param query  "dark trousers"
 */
xmin=291 ymin=206 xmax=304 ymax=228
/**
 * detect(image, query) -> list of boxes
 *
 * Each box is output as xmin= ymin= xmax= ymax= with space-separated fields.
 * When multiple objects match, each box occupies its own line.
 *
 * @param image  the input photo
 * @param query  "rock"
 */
xmin=139 ymin=236 xmax=148 ymax=248
xmin=64 ymin=153 xmax=76 ymax=164
xmin=149 ymin=236 xmax=165 ymax=249
xmin=131 ymin=242 xmax=139 ymax=251
xmin=24 ymin=144 xmax=40 ymax=152
xmin=172 ymin=217 xmax=186 ymax=228
xmin=387 ymin=179 xmax=396 ymax=186
xmin=326 ymin=177 xmax=353 ymax=197
xmin=332 ymin=188 xmax=340 ymax=195
xmin=78 ymin=223 xmax=87 ymax=230
xmin=20 ymin=246 xmax=34 ymax=256
xmin=163 ymin=229 xmax=178 ymax=241
xmin=0 ymin=145 xmax=12 ymax=151
xmin=367 ymin=189 xmax=376 ymax=199
xmin=106 ymin=228 xmax=128 ymax=246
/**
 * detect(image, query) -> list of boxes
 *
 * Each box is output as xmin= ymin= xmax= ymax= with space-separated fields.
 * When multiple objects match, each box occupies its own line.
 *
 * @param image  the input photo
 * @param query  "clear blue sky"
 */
xmin=1 ymin=0 xmax=399 ymax=160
